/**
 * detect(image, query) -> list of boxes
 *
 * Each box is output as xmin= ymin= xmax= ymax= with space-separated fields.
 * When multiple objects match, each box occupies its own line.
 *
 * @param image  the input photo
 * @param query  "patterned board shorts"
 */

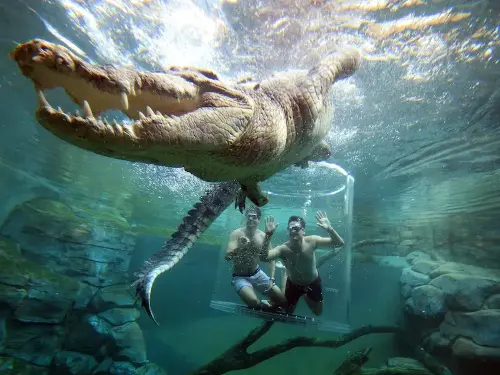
xmin=231 ymin=267 xmax=272 ymax=295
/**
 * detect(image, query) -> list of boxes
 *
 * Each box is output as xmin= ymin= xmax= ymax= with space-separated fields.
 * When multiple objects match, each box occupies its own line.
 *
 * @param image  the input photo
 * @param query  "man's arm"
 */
xmin=312 ymin=211 xmax=345 ymax=268
xmin=262 ymin=244 xmax=283 ymax=261
xmin=311 ymin=226 xmax=345 ymax=249
xmin=269 ymin=260 xmax=276 ymax=280
xmin=260 ymin=216 xmax=282 ymax=262
xmin=313 ymin=211 xmax=345 ymax=249
xmin=314 ymin=227 xmax=344 ymax=268
xmin=260 ymin=237 xmax=276 ymax=279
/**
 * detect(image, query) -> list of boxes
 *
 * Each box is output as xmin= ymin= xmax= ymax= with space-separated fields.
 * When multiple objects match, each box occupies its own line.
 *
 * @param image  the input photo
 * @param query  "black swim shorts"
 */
xmin=285 ymin=275 xmax=323 ymax=307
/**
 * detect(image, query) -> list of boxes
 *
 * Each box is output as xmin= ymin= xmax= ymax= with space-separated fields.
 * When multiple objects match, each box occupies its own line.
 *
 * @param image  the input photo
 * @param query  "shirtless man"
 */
xmin=262 ymin=211 xmax=344 ymax=316
xmin=225 ymin=207 xmax=287 ymax=309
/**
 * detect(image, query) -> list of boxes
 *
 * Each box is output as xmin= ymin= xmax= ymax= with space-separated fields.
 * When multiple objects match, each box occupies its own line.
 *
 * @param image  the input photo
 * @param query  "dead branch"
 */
xmin=316 ymin=238 xmax=398 ymax=269
xmin=191 ymin=323 xmax=402 ymax=375
xmin=352 ymin=239 xmax=398 ymax=250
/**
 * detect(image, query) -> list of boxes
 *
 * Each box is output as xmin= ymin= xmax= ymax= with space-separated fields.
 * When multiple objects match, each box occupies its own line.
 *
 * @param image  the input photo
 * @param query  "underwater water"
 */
xmin=0 ymin=0 xmax=499 ymax=374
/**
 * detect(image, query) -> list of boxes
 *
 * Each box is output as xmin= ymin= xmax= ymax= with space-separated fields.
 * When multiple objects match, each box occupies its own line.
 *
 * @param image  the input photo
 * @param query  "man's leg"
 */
xmin=304 ymin=276 xmax=324 ymax=316
xmin=252 ymin=269 xmax=287 ymax=308
xmin=284 ymin=278 xmax=303 ymax=314
xmin=238 ymin=286 xmax=264 ymax=309
xmin=266 ymin=285 xmax=288 ymax=308
xmin=232 ymin=277 xmax=262 ymax=308
xmin=280 ymin=268 xmax=287 ymax=292
xmin=275 ymin=261 xmax=287 ymax=292
xmin=304 ymin=296 xmax=323 ymax=316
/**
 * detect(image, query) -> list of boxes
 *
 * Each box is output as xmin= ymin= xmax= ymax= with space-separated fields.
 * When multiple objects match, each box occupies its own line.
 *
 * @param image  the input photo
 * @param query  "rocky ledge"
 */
xmin=400 ymin=251 xmax=500 ymax=363
xmin=0 ymin=197 xmax=167 ymax=374
xmin=0 ymin=236 xmax=166 ymax=374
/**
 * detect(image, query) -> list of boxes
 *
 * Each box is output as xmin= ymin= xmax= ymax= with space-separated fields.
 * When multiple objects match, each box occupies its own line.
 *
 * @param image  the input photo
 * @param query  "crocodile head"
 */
xmin=10 ymin=39 xmax=253 ymax=165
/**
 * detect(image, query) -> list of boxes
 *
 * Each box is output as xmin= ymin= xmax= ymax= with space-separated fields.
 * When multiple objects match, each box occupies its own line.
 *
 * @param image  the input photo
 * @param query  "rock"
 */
xmin=109 ymin=361 xmax=136 ymax=375
xmin=0 ymin=236 xmax=30 ymax=287
xmin=423 ymin=331 xmax=450 ymax=351
xmin=64 ymin=314 xmax=112 ymax=356
xmin=92 ymin=358 xmax=113 ymax=374
xmin=0 ymin=199 xmax=143 ymax=372
xmin=430 ymin=273 xmax=500 ymax=311
xmin=440 ymin=310 xmax=500 ymax=347
xmin=485 ymin=294 xmax=500 ymax=309
xmin=0 ymin=355 xmax=49 ymax=375
xmin=98 ymin=308 xmax=140 ymax=326
xmin=0 ymin=234 xmax=94 ymax=324
xmin=0 ymin=284 xmax=26 ymax=308
xmin=0 ymin=198 xmax=136 ymax=287
xmin=111 ymin=322 xmax=147 ymax=365
xmin=401 ymin=283 xmax=412 ymax=299
xmin=406 ymin=251 xmax=431 ymax=265
xmin=404 ymin=297 xmax=416 ymax=313
xmin=429 ymin=262 xmax=499 ymax=280
xmin=0 ymin=236 xmax=21 ymax=256
xmin=74 ymin=283 xmax=98 ymax=310
xmin=91 ymin=285 xmax=136 ymax=312
xmin=452 ymin=337 xmax=500 ymax=360
xmin=410 ymin=285 xmax=446 ymax=317
xmin=136 ymin=363 xmax=168 ymax=375
xmin=52 ymin=351 xmax=98 ymax=375
xmin=14 ymin=288 xmax=72 ymax=324
xmin=400 ymin=267 xmax=429 ymax=287
xmin=0 ymin=320 xmax=64 ymax=366
xmin=14 ymin=271 xmax=81 ymax=324
xmin=386 ymin=357 xmax=432 ymax=374
xmin=0 ymin=314 xmax=5 ymax=342
xmin=411 ymin=260 xmax=440 ymax=275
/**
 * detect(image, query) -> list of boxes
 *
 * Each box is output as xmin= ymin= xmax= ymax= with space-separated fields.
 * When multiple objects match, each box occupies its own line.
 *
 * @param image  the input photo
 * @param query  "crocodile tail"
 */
xmin=132 ymin=181 xmax=241 ymax=325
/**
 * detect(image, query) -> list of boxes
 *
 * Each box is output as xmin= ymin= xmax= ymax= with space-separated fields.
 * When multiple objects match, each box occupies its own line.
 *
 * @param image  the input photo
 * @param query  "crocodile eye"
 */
xmin=55 ymin=54 xmax=75 ymax=72
xmin=57 ymin=56 xmax=68 ymax=66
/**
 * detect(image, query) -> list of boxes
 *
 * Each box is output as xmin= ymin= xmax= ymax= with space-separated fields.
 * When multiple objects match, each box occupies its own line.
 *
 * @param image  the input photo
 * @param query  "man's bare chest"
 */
xmin=281 ymin=249 xmax=313 ymax=266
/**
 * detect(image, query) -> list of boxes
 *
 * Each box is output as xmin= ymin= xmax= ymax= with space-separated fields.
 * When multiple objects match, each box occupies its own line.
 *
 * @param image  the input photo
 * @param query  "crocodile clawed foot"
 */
xmin=235 ymin=190 xmax=247 ymax=213
xmin=235 ymin=183 xmax=269 ymax=213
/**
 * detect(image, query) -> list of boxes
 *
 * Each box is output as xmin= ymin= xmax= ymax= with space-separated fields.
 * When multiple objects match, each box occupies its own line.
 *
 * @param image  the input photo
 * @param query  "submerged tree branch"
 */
xmin=316 ymin=238 xmax=399 ymax=269
xmin=236 ymin=320 xmax=274 ymax=350
xmin=352 ymin=239 xmax=398 ymax=250
xmin=191 ymin=323 xmax=402 ymax=375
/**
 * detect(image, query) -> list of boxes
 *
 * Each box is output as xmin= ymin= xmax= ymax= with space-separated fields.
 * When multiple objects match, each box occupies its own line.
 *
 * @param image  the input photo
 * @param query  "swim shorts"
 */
xmin=285 ymin=275 xmax=323 ymax=307
xmin=231 ymin=267 xmax=272 ymax=295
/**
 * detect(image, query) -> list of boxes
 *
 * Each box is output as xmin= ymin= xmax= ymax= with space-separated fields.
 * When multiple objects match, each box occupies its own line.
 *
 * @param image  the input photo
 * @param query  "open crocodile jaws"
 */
xmin=10 ymin=39 xmax=361 ymax=194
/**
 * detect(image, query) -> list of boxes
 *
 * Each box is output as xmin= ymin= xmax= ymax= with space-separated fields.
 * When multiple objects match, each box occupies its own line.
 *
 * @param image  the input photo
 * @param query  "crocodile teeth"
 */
xmin=138 ymin=111 xmax=146 ymax=120
xmin=37 ymin=90 xmax=51 ymax=108
xmin=83 ymin=100 xmax=94 ymax=118
xmin=120 ymin=92 xmax=129 ymax=110
xmin=146 ymin=106 xmax=155 ymax=117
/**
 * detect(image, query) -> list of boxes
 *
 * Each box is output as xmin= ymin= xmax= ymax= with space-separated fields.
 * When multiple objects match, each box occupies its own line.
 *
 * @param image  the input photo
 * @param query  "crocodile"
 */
xmin=10 ymin=39 xmax=361 ymax=323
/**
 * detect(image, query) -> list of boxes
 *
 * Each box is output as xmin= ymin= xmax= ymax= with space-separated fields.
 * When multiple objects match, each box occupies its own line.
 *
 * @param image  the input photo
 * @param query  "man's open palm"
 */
xmin=265 ymin=216 xmax=278 ymax=235
xmin=315 ymin=211 xmax=331 ymax=229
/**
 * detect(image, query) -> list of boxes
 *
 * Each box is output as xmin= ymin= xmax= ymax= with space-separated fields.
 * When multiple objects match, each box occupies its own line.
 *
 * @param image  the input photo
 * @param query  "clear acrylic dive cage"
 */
xmin=210 ymin=162 xmax=354 ymax=333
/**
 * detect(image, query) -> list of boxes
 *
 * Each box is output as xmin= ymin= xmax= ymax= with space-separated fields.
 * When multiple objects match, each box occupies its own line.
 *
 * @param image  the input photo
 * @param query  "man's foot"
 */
xmin=260 ymin=299 xmax=272 ymax=308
